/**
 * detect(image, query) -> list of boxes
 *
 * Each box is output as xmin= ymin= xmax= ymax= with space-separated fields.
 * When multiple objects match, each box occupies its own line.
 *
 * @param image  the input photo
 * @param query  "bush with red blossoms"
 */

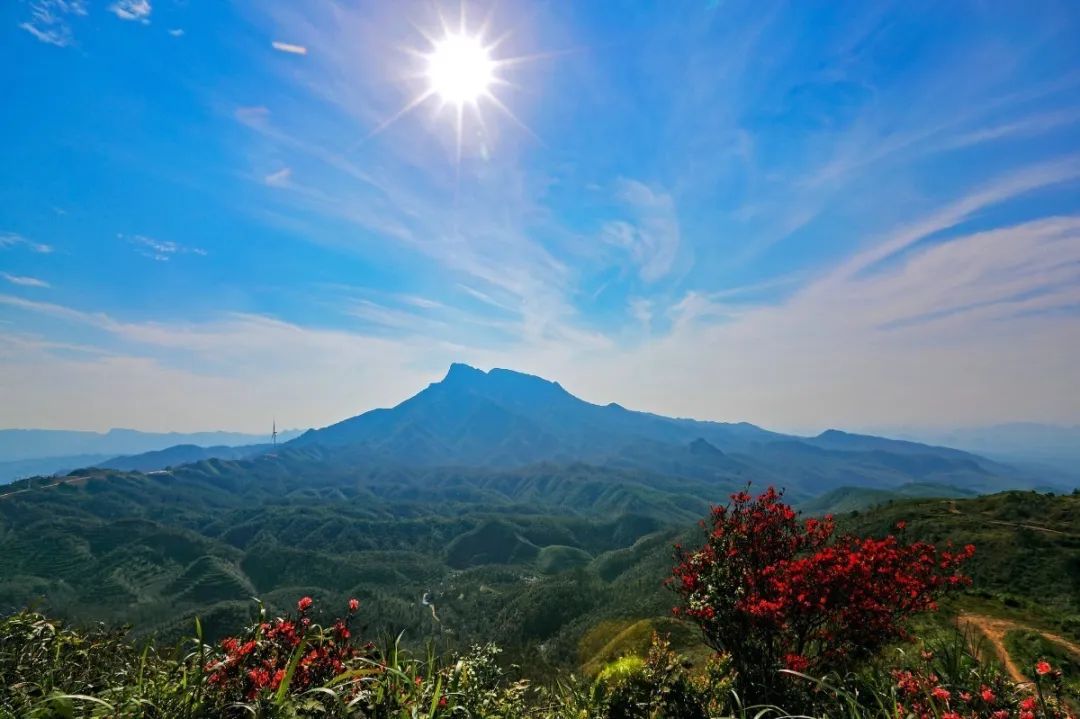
xmin=669 ymin=486 xmax=975 ymax=700
xmin=204 ymin=596 xmax=367 ymax=702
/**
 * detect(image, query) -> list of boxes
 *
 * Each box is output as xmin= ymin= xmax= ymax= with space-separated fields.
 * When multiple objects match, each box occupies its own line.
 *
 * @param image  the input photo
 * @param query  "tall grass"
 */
xmin=1 ymin=610 xmax=1074 ymax=719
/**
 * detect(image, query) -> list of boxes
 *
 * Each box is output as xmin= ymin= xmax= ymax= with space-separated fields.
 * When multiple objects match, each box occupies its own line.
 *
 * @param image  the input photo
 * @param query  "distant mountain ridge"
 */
xmin=96 ymin=443 xmax=276 ymax=473
xmin=0 ymin=427 xmax=302 ymax=463
xmin=884 ymin=423 xmax=1080 ymax=479
xmin=281 ymin=363 xmax=1053 ymax=497
xmin=4 ymin=364 xmax=1064 ymax=495
xmin=0 ymin=428 xmax=304 ymax=484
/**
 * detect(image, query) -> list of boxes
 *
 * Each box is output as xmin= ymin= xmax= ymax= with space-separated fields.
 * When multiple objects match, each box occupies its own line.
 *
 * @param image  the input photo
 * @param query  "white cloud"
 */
xmin=822 ymin=156 xmax=1080 ymax=289
xmin=264 ymin=167 xmax=292 ymax=186
xmin=1 ymin=273 xmax=49 ymax=289
xmin=0 ymin=232 xmax=53 ymax=253
xmin=553 ymin=213 xmax=1080 ymax=432
xmin=628 ymin=298 xmax=653 ymax=330
xmin=939 ymin=108 xmax=1080 ymax=151
xmin=272 ymin=41 xmax=307 ymax=56
xmin=600 ymin=179 xmax=682 ymax=282
xmin=18 ymin=0 xmax=86 ymax=47
xmin=127 ymin=234 xmax=205 ymax=261
xmin=0 ymin=301 xmax=442 ymax=432
xmin=109 ymin=0 xmax=151 ymax=23
xmin=168 ymin=28 xmax=184 ymax=37
xmin=2 ymin=195 xmax=1078 ymax=433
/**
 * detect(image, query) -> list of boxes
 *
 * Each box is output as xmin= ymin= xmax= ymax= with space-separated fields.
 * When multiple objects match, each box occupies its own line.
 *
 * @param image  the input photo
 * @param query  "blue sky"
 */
xmin=1 ymin=0 xmax=1079 ymax=434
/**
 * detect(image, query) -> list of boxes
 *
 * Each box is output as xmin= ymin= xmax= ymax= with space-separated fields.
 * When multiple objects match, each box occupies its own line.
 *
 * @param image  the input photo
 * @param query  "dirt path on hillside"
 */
xmin=985 ymin=520 xmax=1073 ymax=536
xmin=958 ymin=613 xmax=1080 ymax=683
xmin=0 ymin=475 xmax=90 ymax=500
xmin=958 ymin=614 xmax=1029 ymax=682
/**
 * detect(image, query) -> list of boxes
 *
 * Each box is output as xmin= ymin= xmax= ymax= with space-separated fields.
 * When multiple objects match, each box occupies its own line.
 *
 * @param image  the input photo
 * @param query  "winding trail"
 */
xmin=0 ymin=474 xmax=97 ymax=500
xmin=958 ymin=612 xmax=1080 ymax=683
xmin=984 ymin=520 xmax=1075 ymax=537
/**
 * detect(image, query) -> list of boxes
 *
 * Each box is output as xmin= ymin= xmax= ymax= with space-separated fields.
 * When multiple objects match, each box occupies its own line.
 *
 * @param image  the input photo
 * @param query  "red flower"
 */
xmin=980 ymin=686 xmax=995 ymax=702
xmin=297 ymin=596 xmax=313 ymax=612
xmin=784 ymin=653 xmax=810 ymax=672
xmin=1036 ymin=660 xmax=1052 ymax=675
xmin=248 ymin=668 xmax=270 ymax=688
xmin=348 ymin=598 xmax=360 ymax=613
xmin=1021 ymin=696 xmax=1037 ymax=711
xmin=931 ymin=686 xmax=951 ymax=701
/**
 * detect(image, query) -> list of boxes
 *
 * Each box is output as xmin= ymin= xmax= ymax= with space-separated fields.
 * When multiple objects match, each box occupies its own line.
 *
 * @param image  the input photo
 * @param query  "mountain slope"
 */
xmin=287 ymin=364 xmax=1047 ymax=496
xmin=0 ymin=428 xmax=301 ymax=463
xmin=98 ymin=443 xmax=274 ymax=472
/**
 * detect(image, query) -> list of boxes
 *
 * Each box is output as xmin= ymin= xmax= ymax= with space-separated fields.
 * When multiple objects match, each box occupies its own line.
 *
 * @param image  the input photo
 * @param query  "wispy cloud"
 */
xmin=0 ymin=296 xmax=442 ymax=431
xmin=0 ymin=232 xmax=53 ymax=254
xmin=600 ymin=179 xmax=682 ymax=283
xmin=1 ymin=273 xmax=50 ymax=289
xmin=821 ymin=156 xmax=1080 ymax=289
xmin=18 ymin=0 xmax=86 ymax=47
xmin=570 ymin=212 xmax=1080 ymax=430
xmin=126 ymin=234 xmax=206 ymax=261
xmin=938 ymin=108 xmax=1080 ymax=151
xmin=108 ymin=0 xmax=151 ymax=23
xmin=168 ymin=28 xmax=184 ymax=37
xmin=271 ymin=41 xmax=307 ymax=56
xmin=264 ymin=167 xmax=292 ymax=186
xmin=627 ymin=298 xmax=653 ymax=331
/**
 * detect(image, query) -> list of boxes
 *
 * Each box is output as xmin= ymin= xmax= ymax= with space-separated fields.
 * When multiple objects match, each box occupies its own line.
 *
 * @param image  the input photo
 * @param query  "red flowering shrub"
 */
xmin=670 ymin=487 xmax=974 ymax=699
xmin=204 ymin=596 xmax=366 ymax=701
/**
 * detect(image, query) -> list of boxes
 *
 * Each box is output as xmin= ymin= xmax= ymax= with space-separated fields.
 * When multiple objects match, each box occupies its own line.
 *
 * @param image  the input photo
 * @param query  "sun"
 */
xmin=359 ymin=4 xmax=549 ymax=161
xmin=425 ymin=33 xmax=495 ymax=107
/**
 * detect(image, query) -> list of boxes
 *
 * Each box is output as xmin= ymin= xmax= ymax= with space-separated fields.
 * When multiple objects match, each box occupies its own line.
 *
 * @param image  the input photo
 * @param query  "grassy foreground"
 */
xmin=1 ymin=604 xmax=1075 ymax=719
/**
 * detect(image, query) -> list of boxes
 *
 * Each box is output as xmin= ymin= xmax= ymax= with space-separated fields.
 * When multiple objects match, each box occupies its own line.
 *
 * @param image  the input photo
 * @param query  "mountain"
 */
xmin=884 ymin=423 xmax=1080 ymax=480
xmin=287 ymin=364 xmax=1051 ymax=497
xmin=0 ymin=364 xmax=1073 ymax=657
xmin=799 ymin=482 xmax=977 ymax=515
xmin=0 ymin=427 xmax=303 ymax=464
xmin=96 ymin=443 xmax=276 ymax=472
xmin=0 ymin=428 xmax=304 ymax=484
xmin=0 ymin=454 xmax=116 ymax=485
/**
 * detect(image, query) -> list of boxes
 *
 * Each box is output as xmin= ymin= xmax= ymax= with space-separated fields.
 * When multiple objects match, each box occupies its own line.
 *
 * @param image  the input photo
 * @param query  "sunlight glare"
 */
xmin=426 ymin=33 xmax=495 ymax=106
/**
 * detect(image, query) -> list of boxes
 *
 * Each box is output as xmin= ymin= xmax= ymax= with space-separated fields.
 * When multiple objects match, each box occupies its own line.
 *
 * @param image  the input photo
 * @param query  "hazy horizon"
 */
xmin=2 ymin=362 xmax=1079 ymax=440
xmin=3 ymin=1 xmax=1079 ymax=434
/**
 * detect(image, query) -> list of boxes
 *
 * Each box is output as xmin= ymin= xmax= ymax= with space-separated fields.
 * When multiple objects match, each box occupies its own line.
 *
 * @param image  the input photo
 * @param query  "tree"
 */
xmin=669 ymin=487 xmax=973 ymax=701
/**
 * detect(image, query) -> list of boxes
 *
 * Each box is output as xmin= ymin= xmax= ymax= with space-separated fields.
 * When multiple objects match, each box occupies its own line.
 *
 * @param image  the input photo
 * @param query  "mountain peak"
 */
xmin=439 ymin=364 xmax=569 ymax=395
xmin=443 ymin=363 xmax=487 ymax=384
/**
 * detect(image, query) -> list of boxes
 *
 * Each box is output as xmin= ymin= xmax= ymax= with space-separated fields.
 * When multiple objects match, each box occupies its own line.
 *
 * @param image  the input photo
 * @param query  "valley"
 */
xmin=1 ymin=366 xmax=1076 ymax=679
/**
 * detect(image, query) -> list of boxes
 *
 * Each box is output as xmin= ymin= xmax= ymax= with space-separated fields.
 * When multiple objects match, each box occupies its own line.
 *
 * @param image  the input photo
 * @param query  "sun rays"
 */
xmin=363 ymin=3 xmax=540 ymax=162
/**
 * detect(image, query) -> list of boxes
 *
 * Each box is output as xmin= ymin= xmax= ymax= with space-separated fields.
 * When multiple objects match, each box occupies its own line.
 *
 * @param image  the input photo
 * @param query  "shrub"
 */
xmin=590 ymin=633 xmax=734 ymax=719
xmin=203 ymin=596 xmax=363 ymax=701
xmin=443 ymin=643 xmax=530 ymax=717
xmin=670 ymin=486 xmax=974 ymax=702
